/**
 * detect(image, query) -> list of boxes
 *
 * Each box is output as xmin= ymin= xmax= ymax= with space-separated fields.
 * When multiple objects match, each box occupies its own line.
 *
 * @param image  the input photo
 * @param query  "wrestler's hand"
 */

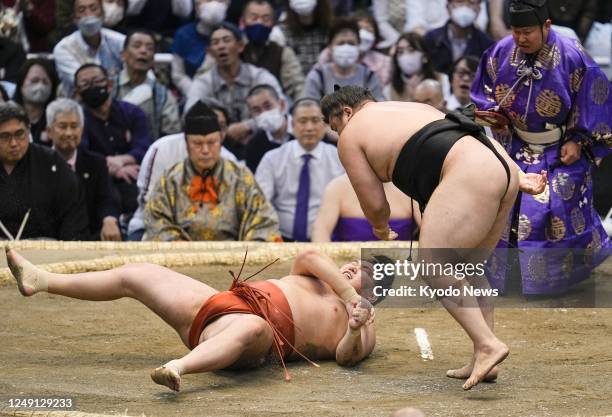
xmin=373 ymin=225 xmax=398 ymax=241
xmin=519 ymin=169 xmax=547 ymax=195
xmin=560 ymin=140 xmax=581 ymax=165
xmin=348 ymin=297 xmax=374 ymax=330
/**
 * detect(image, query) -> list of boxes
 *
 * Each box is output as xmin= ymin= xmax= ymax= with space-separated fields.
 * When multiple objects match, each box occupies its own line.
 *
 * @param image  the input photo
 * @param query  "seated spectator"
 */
xmin=185 ymin=22 xmax=283 ymax=145
xmin=244 ymin=84 xmax=293 ymax=173
xmin=125 ymin=0 xmax=192 ymax=51
xmin=0 ymin=102 xmax=88 ymax=240
xmin=278 ymin=0 xmax=334 ymax=73
xmin=46 ymin=98 xmax=122 ymax=241
xmin=75 ymin=63 xmax=151 ymax=216
xmin=143 ymin=104 xmax=281 ymax=241
xmin=303 ymin=18 xmax=384 ymax=101
xmin=311 ymin=174 xmax=419 ymax=241
xmin=240 ymin=0 xmax=304 ymax=100
xmin=317 ymin=12 xmax=392 ymax=86
xmin=13 ymin=58 xmax=58 ymax=146
xmin=384 ymin=32 xmax=450 ymax=102
xmin=255 ymin=98 xmax=344 ymax=241
xmin=171 ymin=0 xmax=228 ymax=96
xmin=404 ymin=0 xmax=489 ymax=36
xmin=53 ymin=0 xmax=125 ymax=95
xmin=423 ymin=0 xmax=493 ymax=77
xmin=446 ymin=55 xmax=478 ymax=111
xmin=413 ymin=79 xmax=446 ymax=110
xmin=111 ymin=29 xmax=181 ymax=141
xmin=127 ymin=100 xmax=239 ymax=241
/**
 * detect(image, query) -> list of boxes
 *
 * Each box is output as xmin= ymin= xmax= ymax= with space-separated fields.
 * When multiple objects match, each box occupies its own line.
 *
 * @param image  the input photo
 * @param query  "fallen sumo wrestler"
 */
xmin=321 ymin=85 xmax=548 ymax=390
xmin=5 ymin=247 xmax=385 ymax=392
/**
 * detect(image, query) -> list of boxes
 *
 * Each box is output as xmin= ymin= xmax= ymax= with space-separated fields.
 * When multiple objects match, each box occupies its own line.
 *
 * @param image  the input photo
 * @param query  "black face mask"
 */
xmin=80 ymin=86 xmax=110 ymax=108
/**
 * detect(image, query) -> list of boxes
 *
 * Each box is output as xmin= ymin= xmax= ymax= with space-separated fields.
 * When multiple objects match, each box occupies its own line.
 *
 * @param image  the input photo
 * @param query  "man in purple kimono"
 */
xmin=471 ymin=0 xmax=611 ymax=295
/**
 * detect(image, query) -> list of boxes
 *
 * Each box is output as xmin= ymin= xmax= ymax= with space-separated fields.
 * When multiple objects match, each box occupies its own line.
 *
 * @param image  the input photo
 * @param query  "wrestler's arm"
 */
xmin=337 ymin=132 xmax=391 ymax=233
xmin=335 ymin=300 xmax=376 ymax=367
xmin=291 ymin=249 xmax=360 ymax=304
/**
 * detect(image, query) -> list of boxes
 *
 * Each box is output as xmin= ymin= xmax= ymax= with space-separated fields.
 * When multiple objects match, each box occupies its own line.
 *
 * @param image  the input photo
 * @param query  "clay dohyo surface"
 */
xmin=1 ymin=250 xmax=611 ymax=417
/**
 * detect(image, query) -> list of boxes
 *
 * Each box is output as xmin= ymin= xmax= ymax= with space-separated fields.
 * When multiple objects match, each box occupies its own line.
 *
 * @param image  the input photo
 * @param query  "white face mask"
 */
xmin=103 ymin=2 xmax=124 ymax=27
xmin=450 ymin=5 xmax=477 ymax=28
xmin=358 ymin=29 xmax=375 ymax=52
xmin=332 ymin=44 xmax=359 ymax=68
xmin=397 ymin=51 xmax=423 ymax=76
xmin=22 ymin=82 xmax=52 ymax=104
xmin=255 ymin=108 xmax=285 ymax=133
xmin=78 ymin=15 xmax=103 ymax=37
xmin=198 ymin=1 xmax=227 ymax=26
xmin=289 ymin=0 xmax=317 ymax=17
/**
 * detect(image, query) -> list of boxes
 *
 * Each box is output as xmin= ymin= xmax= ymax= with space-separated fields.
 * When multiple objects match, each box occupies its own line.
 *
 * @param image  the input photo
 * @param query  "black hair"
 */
xmin=352 ymin=10 xmax=382 ymax=46
xmin=283 ymin=0 xmax=333 ymax=35
xmin=451 ymin=55 xmax=480 ymax=77
xmin=366 ymin=255 xmax=396 ymax=306
xmin=210 ymin=21 xmax=243 ymax=42
xmin=74 ymin=63 xmax=108 ymax=86
xmin=242 ymin=0 xmax=276 ymax=19
xmin=13 ymin=58 xmax=59 ymax=107
xmin=320 ymin=86 xmax=375 ymax=123
xmin=247 ymin=84 xmax=280 ymax=101
xmin=327 ymin=17 xmax=360 ymax=45
xmin=0 ymin=102 xmax=29 ymax=126
xmin=123 ymin=28 xmax=157 ymax=51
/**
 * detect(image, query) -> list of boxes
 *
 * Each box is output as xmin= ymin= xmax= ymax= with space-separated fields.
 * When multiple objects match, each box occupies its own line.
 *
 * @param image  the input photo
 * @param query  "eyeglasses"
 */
xmin=454 ymin=69 xmax=475 ymax=79
xmin=76 ymin=77 xmax=107 ymax=90
xmin=0 ymin=128 xmax=28 ymax=143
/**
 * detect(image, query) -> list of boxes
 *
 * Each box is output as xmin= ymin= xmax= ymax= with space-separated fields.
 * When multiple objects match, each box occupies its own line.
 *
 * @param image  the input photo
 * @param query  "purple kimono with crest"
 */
xmin=471 ymin=29 xmax=611 ymax=295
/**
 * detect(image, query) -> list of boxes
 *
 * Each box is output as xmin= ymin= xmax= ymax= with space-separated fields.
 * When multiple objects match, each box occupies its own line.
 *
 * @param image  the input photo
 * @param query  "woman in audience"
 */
xmin=278 ymin=0 xmax=334 ymax=73
xmin=311 ymin=174 xmax=420 ymax=242
xmin=383 ymin=32 xmax=449 ymax=102
xmin=317 ymin=12 xmax=392 ymax=85
xmin=13 ymin=58 xmax=58 ymax=145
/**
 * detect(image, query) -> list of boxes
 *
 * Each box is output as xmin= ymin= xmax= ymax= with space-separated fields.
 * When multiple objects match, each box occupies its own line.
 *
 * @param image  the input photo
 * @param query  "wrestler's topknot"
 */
xmin=320 ymin=86 xmax=376 ymax=123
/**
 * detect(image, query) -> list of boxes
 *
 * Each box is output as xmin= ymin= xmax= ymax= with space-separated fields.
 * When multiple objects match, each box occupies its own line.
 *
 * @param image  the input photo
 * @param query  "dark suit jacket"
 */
xmin=424 ymin=22 xmax=493 ymax=77
xmin=0 ymin=144 xmax=88 ymax=240
xmin=245 ymin=130 xmax=296 ymax=173
xmin=75 ymin=149 xmax=120 ymax=239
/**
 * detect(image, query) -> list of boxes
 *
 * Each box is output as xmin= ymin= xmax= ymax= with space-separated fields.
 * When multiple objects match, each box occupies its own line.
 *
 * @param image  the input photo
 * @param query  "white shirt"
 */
xmin=255 ymin=140 xmax=344 ymax=240
xmin=53 ymin=28 xmax=126 ymax=96
xmin=127 ymin=133 xmax=238 ymax=234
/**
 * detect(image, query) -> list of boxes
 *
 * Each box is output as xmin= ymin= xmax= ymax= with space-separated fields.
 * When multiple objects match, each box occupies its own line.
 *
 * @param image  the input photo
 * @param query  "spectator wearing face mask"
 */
xmin=446 ymin=54 xmax=478 ymax=111
xmin=239 ymin=0 xmax=304 ymax=101
xmin=243 ymin=84 xmax=294 ymax=173
xmin=303 ymin=18 xmax=384 ymax=101
xmin=423 ymin=0 xmax=492 ymax=77
xmin=278 ymin=0 xmax=334 ymax=74
xmin=13 ymin=59 xmax=59 ymax=146
xmin=384 ymin=32 xmax=450 ymax=102
xmin=171 ymin=0 xmax=228 ymax=96
xmin=53 ymin=0 xmax=125 ymax=96
xmin=101 ymin=0 xmax=127 ymax=32
xmin=317 ymin=12 xmax=392 ymax=86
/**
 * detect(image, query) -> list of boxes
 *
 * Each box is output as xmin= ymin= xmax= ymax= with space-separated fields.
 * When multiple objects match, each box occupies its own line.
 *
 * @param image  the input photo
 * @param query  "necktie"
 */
xmin=292 ymin=154 xmax=312 ymax=241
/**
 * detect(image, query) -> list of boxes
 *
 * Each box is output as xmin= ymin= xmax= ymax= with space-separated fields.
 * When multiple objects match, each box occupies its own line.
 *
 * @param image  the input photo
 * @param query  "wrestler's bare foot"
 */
xmin=463 ymin=340 xmax=509 ymax=390
xmin=5 ymin=247 xmax=48 ymax=296
xmin=446 ymin=360 xmax=498 ymax=382
xmin=151 ymin=366 xmax=181 ymax=392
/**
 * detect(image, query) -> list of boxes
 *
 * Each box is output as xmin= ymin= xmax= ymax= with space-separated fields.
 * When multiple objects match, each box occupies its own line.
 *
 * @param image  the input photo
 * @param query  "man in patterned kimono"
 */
xmin=143 ymin=104 xmax=282 ymax=242
xmin=471 ymin=0 xmax=611 ymax=295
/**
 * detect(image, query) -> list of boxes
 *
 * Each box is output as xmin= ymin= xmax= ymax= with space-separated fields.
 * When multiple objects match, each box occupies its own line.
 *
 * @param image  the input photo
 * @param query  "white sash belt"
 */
xmin=514 ymin=127 xmax=563 ymax=145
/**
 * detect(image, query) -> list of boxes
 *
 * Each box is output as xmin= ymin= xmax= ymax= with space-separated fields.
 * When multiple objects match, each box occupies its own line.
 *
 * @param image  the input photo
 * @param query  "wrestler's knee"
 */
xmin=236 ymin=316 xmax=273 ymax=349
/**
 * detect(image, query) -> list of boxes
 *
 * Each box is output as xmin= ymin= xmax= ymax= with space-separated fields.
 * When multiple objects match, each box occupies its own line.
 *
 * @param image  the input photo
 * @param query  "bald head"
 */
xmin=390 ymin=407 xmax=426 ymax=417
xmin=413 ymin=79 xmax=446 ymax=111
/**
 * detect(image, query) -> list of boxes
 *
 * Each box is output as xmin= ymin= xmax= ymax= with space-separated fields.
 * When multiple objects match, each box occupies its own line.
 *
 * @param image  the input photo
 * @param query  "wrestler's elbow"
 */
xmin=295 ymin=249 xmax=322 ymax=264
xmin=336 ymin=353 xmax=361 ymax=367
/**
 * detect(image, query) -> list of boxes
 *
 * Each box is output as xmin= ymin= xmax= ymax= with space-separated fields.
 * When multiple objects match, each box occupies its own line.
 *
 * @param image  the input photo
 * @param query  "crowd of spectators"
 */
xmin=0 ymin=0 xmax=610 ymax=241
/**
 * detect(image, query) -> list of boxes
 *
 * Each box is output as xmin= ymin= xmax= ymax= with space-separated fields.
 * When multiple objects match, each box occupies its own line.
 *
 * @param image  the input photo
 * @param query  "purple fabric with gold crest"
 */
xmin=471 ymin=30 xmax=611 ymax=295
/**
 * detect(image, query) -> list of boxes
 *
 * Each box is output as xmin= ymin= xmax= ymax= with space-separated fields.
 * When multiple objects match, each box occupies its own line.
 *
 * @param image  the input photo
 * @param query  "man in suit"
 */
xmin=46 ymin=98 xmax=121 ymax=240
xmin=0 ymin=102 xmax=89 ymax=240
